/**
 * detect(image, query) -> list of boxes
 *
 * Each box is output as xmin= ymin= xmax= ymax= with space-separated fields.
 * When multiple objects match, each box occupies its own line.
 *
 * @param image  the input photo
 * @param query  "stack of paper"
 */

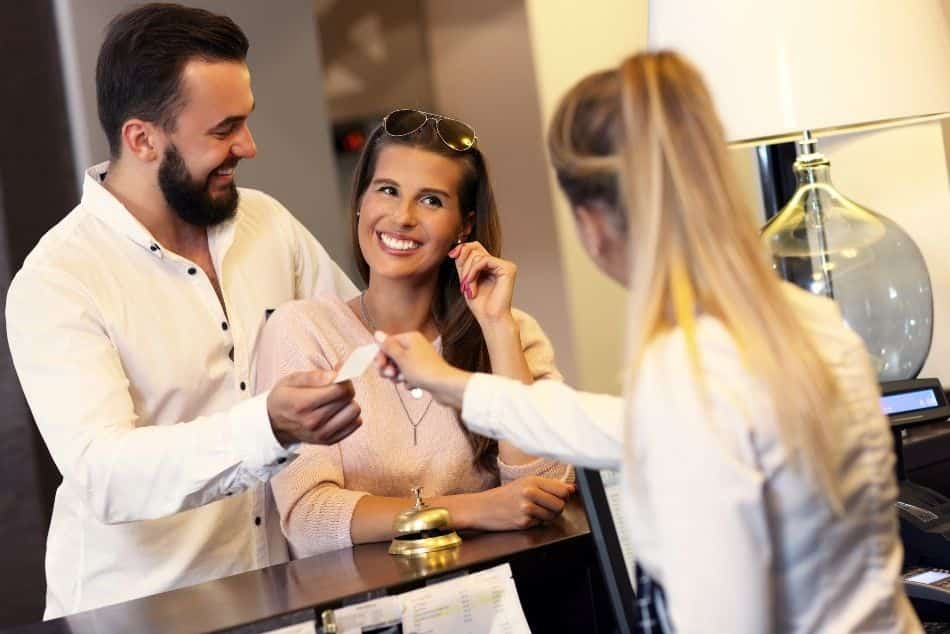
xmin=330 ymin=563 xmax=531 ymax=634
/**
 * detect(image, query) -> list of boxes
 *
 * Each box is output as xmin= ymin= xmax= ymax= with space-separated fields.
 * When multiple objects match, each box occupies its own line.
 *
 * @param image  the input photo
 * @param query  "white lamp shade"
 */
xmin=648 ymin=0 xmax=950 ymax=144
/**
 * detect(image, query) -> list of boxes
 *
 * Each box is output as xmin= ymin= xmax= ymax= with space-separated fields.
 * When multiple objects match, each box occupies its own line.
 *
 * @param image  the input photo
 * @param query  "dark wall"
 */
xmin=0 ymin=0 xmax=77 ymax=626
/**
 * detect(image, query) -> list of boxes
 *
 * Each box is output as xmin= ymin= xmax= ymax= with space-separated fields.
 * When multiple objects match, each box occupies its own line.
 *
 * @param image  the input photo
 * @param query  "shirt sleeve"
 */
xmin=5 ymin=268 xmax=295 ymax=525
xmin=287 ymin=211 xmax=359 ymax=301
xmin=496 ymin=309 xmax=573 ymax=483
xmin=463 ymin=374 xmax=623 ymax=471
xmin=633 ymin=337 xmax=773 ymax=634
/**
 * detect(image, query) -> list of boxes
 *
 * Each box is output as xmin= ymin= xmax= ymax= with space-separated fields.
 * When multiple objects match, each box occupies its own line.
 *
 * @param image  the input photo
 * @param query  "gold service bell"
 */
xmin=389 ymin=486 xmax=462 ymax=557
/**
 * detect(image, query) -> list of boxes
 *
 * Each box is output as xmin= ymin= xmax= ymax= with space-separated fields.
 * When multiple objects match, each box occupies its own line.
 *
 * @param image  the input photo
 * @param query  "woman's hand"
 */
xmin=451 ymin=241 xmax=517 ymax=324
xmin=374 ymin=331 xmax=471 ymax=409
xmin=467 ymin=476 xmax=575 ymax=531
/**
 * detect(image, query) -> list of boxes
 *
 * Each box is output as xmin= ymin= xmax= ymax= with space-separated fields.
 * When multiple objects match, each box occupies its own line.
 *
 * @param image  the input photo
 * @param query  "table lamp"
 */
xmin=648 ymin=0 xmax=950 ymax=380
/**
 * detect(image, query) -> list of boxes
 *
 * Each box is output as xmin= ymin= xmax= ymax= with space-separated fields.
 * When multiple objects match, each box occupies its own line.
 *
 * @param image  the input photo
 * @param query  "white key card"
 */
xmin=333 ymin=343 xmax=379 ymax=383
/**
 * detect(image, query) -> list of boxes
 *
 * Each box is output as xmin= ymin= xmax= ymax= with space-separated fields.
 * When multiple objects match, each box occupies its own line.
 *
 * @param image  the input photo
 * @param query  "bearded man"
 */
xmin=6 ymin=3 xmax=363 ymax=618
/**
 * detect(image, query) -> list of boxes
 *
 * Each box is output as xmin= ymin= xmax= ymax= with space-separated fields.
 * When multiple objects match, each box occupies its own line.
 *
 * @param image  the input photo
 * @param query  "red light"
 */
xmin=342 ymin=131 xmax=366 ymax=152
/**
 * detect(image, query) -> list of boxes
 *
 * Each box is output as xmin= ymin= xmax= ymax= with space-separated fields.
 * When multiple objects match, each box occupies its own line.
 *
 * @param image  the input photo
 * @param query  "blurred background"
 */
xmin=0 ymin=0 xmax=948 ymax=626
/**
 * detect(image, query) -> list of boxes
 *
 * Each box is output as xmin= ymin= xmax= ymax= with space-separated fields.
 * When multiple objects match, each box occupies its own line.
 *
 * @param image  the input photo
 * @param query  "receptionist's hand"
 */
xmin=450 ymin=241 xmax=516 ymax=325
xmin=471 ymin=476 xmax=575 ymax=531
xmin=267 ymin=370 xmax=362 ymax=446
xmin=374 ymin=331 xmax=471 ymax=410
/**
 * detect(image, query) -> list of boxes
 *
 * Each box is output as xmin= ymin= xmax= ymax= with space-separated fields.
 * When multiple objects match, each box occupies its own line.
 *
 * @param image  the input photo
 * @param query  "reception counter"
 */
xmin=10 ymin=498 xmax=607 ymax=633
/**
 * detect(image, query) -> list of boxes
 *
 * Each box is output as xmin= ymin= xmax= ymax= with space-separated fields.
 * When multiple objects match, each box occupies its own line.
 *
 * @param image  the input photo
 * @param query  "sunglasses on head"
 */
xmin=383 ymin=109 xmax=478 ymax=152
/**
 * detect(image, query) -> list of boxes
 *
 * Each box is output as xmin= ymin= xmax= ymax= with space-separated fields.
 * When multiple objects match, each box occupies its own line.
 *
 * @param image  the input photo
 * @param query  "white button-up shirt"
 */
xmin=462 ymin=285 xmax=920 ymax=633
xmin=6 ymin=162 xmax=357 ymax=618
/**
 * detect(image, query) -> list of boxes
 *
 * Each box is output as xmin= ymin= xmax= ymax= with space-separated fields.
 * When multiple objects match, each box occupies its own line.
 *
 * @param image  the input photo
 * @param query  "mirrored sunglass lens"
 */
xmin=385 ymin=109 xmax=427 ymax=135
xmin=437 ymin=118 xmax=476 ymax=151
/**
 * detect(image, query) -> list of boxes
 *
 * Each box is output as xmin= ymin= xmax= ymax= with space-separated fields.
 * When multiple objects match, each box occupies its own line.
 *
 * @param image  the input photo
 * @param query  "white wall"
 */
xmin=54 ymin=0 xmax=354 ymax=275
xmin=945 ymin=120 xmax=950 ymax=180
xmin=524 ymin=0 xmax=648 ymax=394
xmin=945 ymin=0 xmax=950 ymax=178
xmin=424 ymin=0 xmax=578 ymax=383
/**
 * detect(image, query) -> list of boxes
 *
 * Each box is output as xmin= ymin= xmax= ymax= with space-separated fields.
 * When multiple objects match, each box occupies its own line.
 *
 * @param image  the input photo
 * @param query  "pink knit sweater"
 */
xmin=254 ymin=293 xmax=569 ymax=558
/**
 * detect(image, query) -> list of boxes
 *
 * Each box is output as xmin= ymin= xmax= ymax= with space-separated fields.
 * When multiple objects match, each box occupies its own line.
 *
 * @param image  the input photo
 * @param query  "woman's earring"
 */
xmin=356 ymin=211 xmax=361 ymax=218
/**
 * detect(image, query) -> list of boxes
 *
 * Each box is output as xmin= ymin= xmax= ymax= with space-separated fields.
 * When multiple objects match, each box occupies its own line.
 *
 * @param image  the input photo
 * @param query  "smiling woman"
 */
xmin=357 ymin=145 xmax=471 ymax=284
xmin=253 ymin=112 xmax=575 ymax=558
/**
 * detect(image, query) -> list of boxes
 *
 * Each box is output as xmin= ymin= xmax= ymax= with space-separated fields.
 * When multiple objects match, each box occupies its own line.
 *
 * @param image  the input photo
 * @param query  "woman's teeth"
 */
xmin=379 ymin=233 xmax=420 ymax=251
xmin=214 ymin=167 xmax=235 ymax=176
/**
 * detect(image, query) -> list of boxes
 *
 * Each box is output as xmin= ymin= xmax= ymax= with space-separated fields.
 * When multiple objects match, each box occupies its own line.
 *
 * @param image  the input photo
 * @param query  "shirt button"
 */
xmin=149 ymin=244 xmax=159 ymax=252
xmin=277 ymin=457 xmax=286 ymax=465
xmin=240 ymin=381 xmax=246 ymax=391
xmin=228 ymin=347 xmax=235 ymax=362
xmin=187 ymin=267 xmax=197 ymax=275
xmin=221 ymin=321 xmax=229 ymax=331
xmin=254 ymin=516 xmax=262 ymax=526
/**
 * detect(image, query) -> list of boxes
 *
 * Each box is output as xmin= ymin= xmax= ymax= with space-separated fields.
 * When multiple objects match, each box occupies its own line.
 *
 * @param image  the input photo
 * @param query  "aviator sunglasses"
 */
xmin=383 ymin=109 xmax=478 ymax=152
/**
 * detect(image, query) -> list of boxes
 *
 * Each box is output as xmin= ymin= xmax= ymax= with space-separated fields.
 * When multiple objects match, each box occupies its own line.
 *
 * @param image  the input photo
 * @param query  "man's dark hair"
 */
xmin=96 ymin=3 xmax=249 ymax=158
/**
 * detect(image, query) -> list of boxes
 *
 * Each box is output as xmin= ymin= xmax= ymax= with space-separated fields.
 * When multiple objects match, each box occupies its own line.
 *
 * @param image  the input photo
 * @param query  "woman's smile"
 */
xmin=377 ymin=231 xmax=422 ymax=254
xmin=358 ymin=145 xmax=469 ymax=280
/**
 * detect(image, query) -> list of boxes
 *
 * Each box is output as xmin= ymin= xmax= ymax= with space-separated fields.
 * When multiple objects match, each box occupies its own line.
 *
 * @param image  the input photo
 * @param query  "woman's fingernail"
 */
xmin=374 ymin=330 xmax=386 ymax=343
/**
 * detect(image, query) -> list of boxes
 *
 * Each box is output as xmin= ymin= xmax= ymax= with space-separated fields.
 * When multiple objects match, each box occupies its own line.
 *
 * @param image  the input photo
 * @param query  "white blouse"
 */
xmin=461 ymin=284 xmax=921 ymax=633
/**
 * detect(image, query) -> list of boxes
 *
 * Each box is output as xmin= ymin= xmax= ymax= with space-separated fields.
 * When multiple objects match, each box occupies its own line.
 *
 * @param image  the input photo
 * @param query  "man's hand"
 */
xmin=267 ymin=370 xmax=362 ymax=446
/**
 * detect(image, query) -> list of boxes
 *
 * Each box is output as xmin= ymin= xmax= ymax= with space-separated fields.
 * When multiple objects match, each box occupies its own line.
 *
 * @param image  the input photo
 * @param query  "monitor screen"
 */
xmin=880 ymin=389 xmax=939 ymax=415
xmin=907 ymin=570 xmax=950 ymax=585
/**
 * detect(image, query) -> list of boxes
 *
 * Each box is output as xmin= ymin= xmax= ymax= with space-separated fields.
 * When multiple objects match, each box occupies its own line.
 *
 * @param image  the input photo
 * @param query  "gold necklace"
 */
xmin=359 ymin=293 xmax=434 ymax=446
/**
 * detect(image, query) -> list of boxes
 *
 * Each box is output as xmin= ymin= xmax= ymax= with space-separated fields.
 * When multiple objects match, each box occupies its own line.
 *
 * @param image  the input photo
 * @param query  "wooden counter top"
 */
xmin=10 ymin=498 xmax=592 ymax=633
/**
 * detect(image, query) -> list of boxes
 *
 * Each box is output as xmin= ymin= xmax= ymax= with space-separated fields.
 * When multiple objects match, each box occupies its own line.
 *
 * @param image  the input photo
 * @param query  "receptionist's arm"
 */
xmin=376 ymin=331 xmax=623 ymax=470
xmin=462 ymin=374 xmax=623 ymax=470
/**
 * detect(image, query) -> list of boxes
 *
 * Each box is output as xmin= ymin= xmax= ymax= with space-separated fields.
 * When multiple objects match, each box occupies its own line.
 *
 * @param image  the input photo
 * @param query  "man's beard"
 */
xmin=158 ymin=144 xmax=239 ymax=227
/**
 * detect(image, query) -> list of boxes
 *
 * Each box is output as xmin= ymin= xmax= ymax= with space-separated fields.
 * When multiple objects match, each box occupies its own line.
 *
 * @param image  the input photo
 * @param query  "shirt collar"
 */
xmin=82 ymin=161 xmax=239 ymax=260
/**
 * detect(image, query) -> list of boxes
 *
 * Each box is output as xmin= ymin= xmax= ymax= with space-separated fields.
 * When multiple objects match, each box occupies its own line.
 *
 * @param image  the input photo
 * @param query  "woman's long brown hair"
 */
xmin=349 ymin=122 xmax=503 ymax=474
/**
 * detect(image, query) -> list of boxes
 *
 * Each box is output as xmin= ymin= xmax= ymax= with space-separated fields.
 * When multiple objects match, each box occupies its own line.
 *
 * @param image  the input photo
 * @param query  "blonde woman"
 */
xmin=373 ymin=52 xmax=920 ymax=632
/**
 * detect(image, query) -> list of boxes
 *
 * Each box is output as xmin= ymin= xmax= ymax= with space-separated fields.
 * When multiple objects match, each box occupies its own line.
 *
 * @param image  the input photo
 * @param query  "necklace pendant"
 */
xmin=412 ymin=426 xmax=418 ymax=446
xmin=409 ymin=387 xmax=424 ymax=399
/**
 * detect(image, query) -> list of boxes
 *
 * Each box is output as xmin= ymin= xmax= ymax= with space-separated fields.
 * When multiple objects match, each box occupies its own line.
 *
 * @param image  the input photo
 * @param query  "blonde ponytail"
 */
xmin=550 ymin=51 xmax=845 ymax=512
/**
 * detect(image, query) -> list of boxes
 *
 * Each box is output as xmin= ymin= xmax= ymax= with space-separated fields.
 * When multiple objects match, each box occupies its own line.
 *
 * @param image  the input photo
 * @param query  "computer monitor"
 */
xmin=575 ymin=468 xmax=638 ymax=634
xmin=880 ymin=378 xmax=950 ymax=432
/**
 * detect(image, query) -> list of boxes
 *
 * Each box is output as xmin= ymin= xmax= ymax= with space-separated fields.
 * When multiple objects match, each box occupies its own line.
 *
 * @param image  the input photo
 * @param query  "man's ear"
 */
xmin=120 ymin=119 xmax=161 ymax=162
